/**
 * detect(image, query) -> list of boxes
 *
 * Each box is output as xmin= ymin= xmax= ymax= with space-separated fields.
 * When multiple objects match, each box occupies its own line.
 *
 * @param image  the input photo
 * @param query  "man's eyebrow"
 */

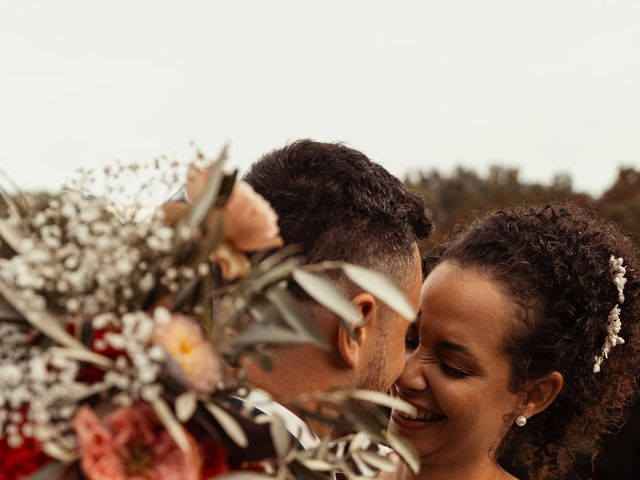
xmin=435 ymin=340 xmax=478 ymax=360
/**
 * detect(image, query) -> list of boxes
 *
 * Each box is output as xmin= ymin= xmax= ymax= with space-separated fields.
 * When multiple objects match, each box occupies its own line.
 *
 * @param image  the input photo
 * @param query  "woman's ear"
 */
xmin=336 ymin=293 xmax=378 ymax=369
xmin=521 ymin=371 xmax=564 ymax=420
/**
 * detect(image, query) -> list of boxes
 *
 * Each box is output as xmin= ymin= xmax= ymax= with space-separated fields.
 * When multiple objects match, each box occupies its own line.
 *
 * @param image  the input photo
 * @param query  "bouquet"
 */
xmin=0 ymin=148 xmax=419 ymax=479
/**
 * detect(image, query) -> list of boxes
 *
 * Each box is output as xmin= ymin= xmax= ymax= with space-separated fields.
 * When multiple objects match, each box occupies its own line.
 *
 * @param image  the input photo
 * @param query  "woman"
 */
xmin=389 ymin=203 xmax=640 ymax=480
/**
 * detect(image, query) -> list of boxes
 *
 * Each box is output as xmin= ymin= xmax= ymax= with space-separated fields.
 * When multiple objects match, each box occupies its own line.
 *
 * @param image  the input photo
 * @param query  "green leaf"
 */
xmin=342 ymin=263 xmax=416 ymax=320
xmin=186 ymin=145 xmax=228 ymax=231
xmin=292 ymin=269 xmax=361 ymax=327
xmin=194 ymin=209 xmax=225 ymax=264
xmin=349 ymin=390 xmax=417 ymax=416
xmin=0 ymin=280 xmax=87 ymax=351
xmin=0 ymin=295 xmax=20 ymax=320
xmin=265 ymin=287 xmax=330 ymax=350
xmin=40 ymin=442 xmax=78 ymax=463
xmin=269 ymin=415 xmax=291 ymax=458
xmin=0 ymin=218 xmax=24 ymax=254
xmin=216 ymin=171 xmax=239 ymax=206
xmin=214 ymin=473 xmax=274 ymax=480
xmin=204 ymin=401 xmax=249 ymax=448
xmin=288 ymin=459 xmax=332 ymax=480
xmin=300 ymin=459 xmax=334 ymax=472
xmin=231 ymin=323 xmax=314 ymax=348
xmin=386 ymin=433 xmax=421 ymax=474
xmin=175 ymin=391 xmax=197 ymax=422
xmin=348 ymin=431 xmax=370 ymax=454
xmin=49 ymin=347 xmax=114 ymax=369
xmin=27 ymin=462 xmax=67 ymax=480
xmin=339 ymin=399 xmax=386 ymax=442
xmin=355 ymin=450 xmax=397 ymax=473
xmin=250 ymin=257 xmax=300 ymax=292
xmin=172 ymin=276 xmax=201 ymax=312
xmin=151 ymin=398 xmax=191 ymax=453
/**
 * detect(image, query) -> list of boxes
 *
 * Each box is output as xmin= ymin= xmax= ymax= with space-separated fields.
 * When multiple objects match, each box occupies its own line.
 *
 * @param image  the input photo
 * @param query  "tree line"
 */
xmin=406 ymin=165 xmax=640 ymax=249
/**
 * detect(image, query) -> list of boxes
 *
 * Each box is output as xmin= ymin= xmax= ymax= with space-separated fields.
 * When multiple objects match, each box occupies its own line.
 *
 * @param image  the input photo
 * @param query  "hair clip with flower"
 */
xmin=593 ymin=256 xmax=627 ymax=373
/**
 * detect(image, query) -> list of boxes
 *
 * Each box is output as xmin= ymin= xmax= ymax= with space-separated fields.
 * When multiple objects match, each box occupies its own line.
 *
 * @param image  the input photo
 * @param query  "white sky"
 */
xmin=1 ymin=0 xmax=640 ymax=195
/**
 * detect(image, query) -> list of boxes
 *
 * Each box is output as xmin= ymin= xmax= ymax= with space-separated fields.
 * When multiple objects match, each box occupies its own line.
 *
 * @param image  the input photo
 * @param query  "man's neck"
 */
xmin=245 ymin=360 xmax=347 ymax=439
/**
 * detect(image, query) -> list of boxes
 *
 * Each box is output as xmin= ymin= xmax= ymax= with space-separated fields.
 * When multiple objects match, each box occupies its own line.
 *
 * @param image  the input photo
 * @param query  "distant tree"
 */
xmin=597 ymin=167 xmax=640 ymax=240
xmin=406 ymin=165 xmax=592 ymax=249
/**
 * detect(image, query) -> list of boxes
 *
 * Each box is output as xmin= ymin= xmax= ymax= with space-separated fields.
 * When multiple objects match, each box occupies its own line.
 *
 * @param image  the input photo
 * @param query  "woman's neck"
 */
xmin=395 ymin=456 xmax=516 ymax=480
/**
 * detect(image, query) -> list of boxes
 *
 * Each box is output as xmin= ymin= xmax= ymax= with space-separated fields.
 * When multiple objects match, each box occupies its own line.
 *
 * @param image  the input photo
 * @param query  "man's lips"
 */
xmin=391 ymin=407 xmax=446 ymax=429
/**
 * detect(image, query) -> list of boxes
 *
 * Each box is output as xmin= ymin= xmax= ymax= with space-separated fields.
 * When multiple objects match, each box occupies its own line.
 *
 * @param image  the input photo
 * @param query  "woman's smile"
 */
xmin=391 ymin=406 xmax=447 ymax=428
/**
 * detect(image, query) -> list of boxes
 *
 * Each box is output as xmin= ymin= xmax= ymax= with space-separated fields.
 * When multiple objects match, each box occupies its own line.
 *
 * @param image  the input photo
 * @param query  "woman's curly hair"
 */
xmin=438 ymin=202 xmax=640 ymax=479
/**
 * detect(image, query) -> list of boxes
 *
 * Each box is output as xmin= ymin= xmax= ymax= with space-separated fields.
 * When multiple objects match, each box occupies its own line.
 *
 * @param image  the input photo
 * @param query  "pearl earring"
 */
xmin=516 ymin=415 xmax=527 ymax=427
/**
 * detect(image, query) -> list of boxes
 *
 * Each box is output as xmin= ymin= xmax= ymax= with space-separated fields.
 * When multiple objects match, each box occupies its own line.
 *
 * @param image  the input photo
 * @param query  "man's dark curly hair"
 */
xmin=438 ymin=203 xmax=640 ymax=479
xmin=244 ymin=140 xmax=432 ymax=288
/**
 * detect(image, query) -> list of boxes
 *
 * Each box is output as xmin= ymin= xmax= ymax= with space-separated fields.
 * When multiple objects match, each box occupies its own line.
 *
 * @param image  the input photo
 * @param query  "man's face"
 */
xmin=359 ymin=245 xmax=423 ymax=392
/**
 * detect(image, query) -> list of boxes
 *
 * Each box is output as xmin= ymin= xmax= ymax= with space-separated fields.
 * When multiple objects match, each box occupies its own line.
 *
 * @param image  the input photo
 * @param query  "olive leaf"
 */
xmin=292 ymin=269 xmax=361 ymax=328
xmin=269 ymin=415 xmax=292 ymax=458
xmin=26 ymin=461 xmax=68 ymax=480
xmin=355 ymin=450 xmax=397 ymax=473
xmin=49 ymin=347 xmax=114 ymax=370
xmin=186 ymin=145 xmax=228 ymax=231
xmin=265 ymin=286 xmax=329 ymax=350
xmin=386 ymin=432 xmax=421 ymax=474
xmin=175 ymin=391 xmax=198 ymax=422
xmin=214 ymin=473 xmax=274 ymax=480
xmin=231 ymin=323 xmax=314 ymax=348
xmin=342 ymin=263 xmax=416 ymax=320
xmin=40 ymin=441 xmax=78 ymax=463
xmin=0 ymin=280 xmax=87 ymax=351
xmin=204 ymin=401 xmax=249 ymax=448
xmin=349 ymin=390 xmax=417 ymax=416
xmin=151 ymin=398 xmax=191 ymax=453
xmin=0 ymin=217 xmax=25 ymax=254
xmin=0 ymin=295 xmax=20 ymax=320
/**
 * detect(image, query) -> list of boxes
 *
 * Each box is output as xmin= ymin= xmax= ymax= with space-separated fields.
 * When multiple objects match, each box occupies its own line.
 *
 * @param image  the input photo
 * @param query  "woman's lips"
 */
xmin=391 ymin=408 xmax=446 ymax=430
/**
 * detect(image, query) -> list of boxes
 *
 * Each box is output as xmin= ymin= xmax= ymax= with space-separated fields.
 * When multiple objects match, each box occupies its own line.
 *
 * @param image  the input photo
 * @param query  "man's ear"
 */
xmin=521 ymin=371 xmax=564 ymax=420
xmin=337 ymin=293 xmax=378 ymax=369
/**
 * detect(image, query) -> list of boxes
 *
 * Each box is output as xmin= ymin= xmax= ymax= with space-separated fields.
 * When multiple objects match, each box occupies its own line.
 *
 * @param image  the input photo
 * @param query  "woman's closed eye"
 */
xmin=439 ymin=361 xmax=474 ymax=379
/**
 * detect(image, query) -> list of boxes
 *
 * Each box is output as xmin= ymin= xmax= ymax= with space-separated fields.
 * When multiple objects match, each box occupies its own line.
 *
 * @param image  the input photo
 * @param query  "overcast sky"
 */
xmin=1 ymin=0 xmax=640 ymax=195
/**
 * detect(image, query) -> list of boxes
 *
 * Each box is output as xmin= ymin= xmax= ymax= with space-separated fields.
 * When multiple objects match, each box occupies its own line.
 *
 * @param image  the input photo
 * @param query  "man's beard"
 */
xmin=357 ymin=338 xmax=387 ymax=392
xmin=328 ymin=341 xmax=389 ymax=438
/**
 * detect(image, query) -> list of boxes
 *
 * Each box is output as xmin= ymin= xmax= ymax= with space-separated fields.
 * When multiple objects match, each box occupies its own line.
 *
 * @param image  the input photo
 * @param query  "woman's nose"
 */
xmin=396 ymin=351 xmax=428 ymax=392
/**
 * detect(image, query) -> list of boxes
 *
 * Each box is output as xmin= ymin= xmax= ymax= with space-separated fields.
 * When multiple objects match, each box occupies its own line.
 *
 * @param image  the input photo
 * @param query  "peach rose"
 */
xmin=187 ymin=164 xmax=283 ymax=251
xmin=74 ymin=404 xmax=202 ymax=480
xmin=153 ymin=314 xmax=222 ymax=394
xmin=222 ymin=180 xmax=283 ymax=251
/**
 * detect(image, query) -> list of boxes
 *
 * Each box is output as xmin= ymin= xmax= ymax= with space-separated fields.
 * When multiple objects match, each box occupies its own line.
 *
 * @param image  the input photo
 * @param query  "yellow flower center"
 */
xmin=177 ymin=339 xmax=194 ymax=356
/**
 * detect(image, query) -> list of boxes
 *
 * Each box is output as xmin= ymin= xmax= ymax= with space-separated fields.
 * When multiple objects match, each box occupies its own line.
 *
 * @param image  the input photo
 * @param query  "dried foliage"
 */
xmin=0 ymin=150 xmax=418 ymax=480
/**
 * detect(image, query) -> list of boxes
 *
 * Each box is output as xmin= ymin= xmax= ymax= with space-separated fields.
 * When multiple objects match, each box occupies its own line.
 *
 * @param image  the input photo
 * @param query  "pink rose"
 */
xmin=74 ymin=405 xmax=202 ymax=480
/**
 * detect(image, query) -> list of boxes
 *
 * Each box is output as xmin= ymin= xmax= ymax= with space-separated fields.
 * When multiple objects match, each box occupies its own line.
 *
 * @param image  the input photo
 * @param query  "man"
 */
xmin=242 ymin=140 xmax=432 ymax=430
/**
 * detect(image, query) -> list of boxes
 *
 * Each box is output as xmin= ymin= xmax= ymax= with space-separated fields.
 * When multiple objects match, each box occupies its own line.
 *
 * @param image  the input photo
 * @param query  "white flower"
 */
xmin=594 ymin=256 xmax=627 ymax=373
xmin=0 ymin=365 xmax=22 ymax=387
xmin=115 ymin=258 xmax=134 ymax=275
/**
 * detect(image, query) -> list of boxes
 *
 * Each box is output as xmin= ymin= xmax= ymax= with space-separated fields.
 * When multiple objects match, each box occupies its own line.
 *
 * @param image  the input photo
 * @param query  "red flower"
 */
xmin=0 ymin=437 xmax=51 ymax=480
xmin=75 ymin=404 xmax=203 ymax=480
xmin=200 ymin=439 xmax=230 ymax=478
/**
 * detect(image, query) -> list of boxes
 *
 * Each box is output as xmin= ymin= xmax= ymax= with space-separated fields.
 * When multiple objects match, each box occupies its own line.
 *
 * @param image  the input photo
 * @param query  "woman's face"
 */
xmin=389 ymin=261 xmax=523 ymax=466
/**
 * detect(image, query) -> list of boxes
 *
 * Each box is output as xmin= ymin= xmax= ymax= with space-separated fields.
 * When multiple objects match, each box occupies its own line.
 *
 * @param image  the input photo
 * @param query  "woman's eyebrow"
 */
xmin=435 ymin=340 xmax=479 ymax=361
